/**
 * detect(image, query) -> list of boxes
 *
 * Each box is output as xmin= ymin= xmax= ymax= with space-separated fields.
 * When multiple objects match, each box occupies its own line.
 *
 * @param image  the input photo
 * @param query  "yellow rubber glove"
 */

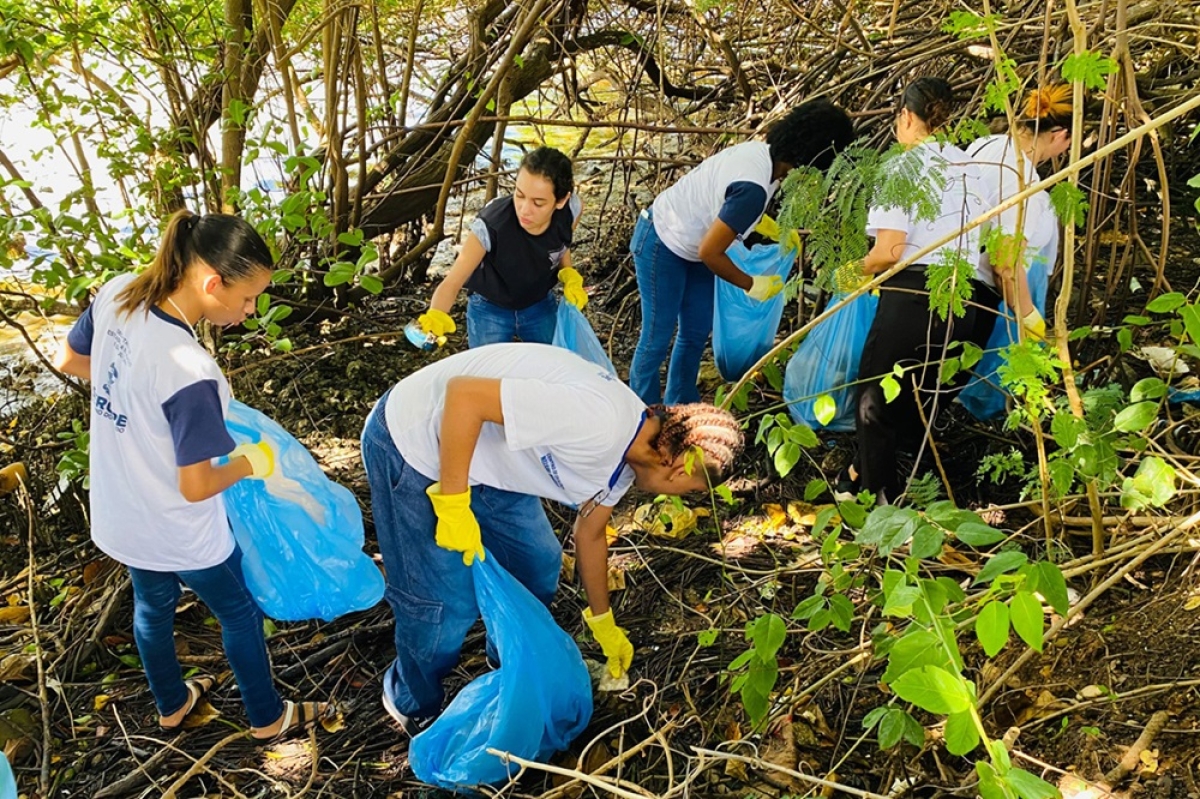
xmin=418 ymin=308 xmax=456 ymax=339
xmin=231 ymin=441 xmax=274 ymax=479
xmin=754 ymin=214 xmax=781 ymax=240
xmin=583 ymin=608 xmax=634 ymax=678
xmin=1022 ymin=307 xmax=1046 ymax=341
xmin=746 ymin=274 xmax=784 ymax=302
xmin=559 ymin=267 xmax=588 ymax=310
xmin=426 ymin=483 xmax=485 ymax=566
xmin=753 ymin=214 xmax=802 ymax=253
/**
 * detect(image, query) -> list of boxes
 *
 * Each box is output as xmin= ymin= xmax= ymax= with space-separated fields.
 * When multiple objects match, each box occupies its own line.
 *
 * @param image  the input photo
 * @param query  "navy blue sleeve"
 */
xmin=717 ymin=181 xmax=770 ymax=235
xmin=161 ymin=380 xmax=236 ymax=466
xmin=67 ymin=304 xmax=96 ymax=356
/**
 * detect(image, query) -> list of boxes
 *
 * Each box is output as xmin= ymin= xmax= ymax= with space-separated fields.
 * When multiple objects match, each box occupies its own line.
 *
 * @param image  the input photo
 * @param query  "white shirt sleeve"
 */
xmin=867 ymin=205 xmax=911 ymax=238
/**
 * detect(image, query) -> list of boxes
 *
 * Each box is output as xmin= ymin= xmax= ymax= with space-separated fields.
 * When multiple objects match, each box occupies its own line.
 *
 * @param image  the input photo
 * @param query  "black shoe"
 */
xmin=833 ymin=467 xmax=860 ymax=502
xmin=381 ymin=691 xmax=433 ymax=737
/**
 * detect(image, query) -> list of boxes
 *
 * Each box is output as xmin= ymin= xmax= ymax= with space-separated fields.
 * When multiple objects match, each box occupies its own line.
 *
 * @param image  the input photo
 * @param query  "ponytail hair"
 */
xmin=649 ymin=403 xmax=744 ymax=483
xmin=116 ymin=210 xmax=274 ymax=316
xmin=898 ymin=76 xmax=956 ymax=132
xmin=988 ymin=84 xmax=1074 ymax=135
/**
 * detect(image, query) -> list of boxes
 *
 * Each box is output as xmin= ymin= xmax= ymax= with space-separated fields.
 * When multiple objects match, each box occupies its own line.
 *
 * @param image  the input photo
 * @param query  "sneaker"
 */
xmin=381 ymin=690 xmax=433 ymax=737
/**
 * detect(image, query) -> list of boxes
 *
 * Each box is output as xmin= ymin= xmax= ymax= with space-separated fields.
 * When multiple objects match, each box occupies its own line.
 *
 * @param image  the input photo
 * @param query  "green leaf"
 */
xmin=749 ymin=613 xmax=787 ymax=660
xmin=910 ymin=524 xmax=945 ymax=559
xmin=882 ymin=630 xmax=946 ymax=682
xmin=976 ymin=762 xmax=1009 ymax=799
xmin=697 ymin=628 xmax=719 ymax=647
xmin=891 ymin=665 xmax=972 ymax=715
xmin=877 ymin=707 xmax=909 ymax=749
xmin=838 ymin=500 xmax=868 ymax=529
xmin=1120 ymin=455 xmax=1177 ymax=510
xmin=1032 ymin=562 xmax=1070 ymax=616
xmin=1182 ymin=303 xmax=1200 ymax=345
xmin=1116 ymin=326 xmax=1133 ymax=353
xmin=773 ymin=440 xmax=801 ymax=478
xmin=337 ymin=229 xmax=364 ymax=247
xmin=792 ymin=594 xmax=825 ymax=620
xmin=813 ymin=393 xmax=837 ymax=426
xmin=1010 ymin=590 xmax=1045 ymax=652
xmin=359 ymin=274 xmax=384 ymax=294
xmin=976 ymin=600 xmax=1011 ymax=658
xmin=1049 ymin=182 xmax=1089 ymax=228
xmin=883 ymin=584 xmax=921 ymax=618
xmin=944 ymin=709 xmax=981 ymax=755
xmin=1050 ymin=412 xmax=1086 ymax=450
xmin=1130 ymin=377 xmax=1167 ymax=402
xmin=863 ymin=706 xmax=889 ymax=729
xmin=1061 ymin=50 xmax=1119 ymax=91
xmin=1007 ymin=767 xmax=1060 ymax=799
xmin=1145 ymin=292 xmax=1186 ymax=313
xmin=1112 ymin=401 xmax=1157 ymax=433
xmin=975 ymin=550 xmax=1029 ymax=585
xmin=804 ymin=478 xmax=826 ymax=501
xmin=956 ymin=522 xmax=1007 ymax=547
xmin=881 ymin=375 xmax=901 ymax=403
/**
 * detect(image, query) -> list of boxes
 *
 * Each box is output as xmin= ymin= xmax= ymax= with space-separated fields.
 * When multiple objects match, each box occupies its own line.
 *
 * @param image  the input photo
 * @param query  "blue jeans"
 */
xmin=361 ymin=391 xmax=563 ymax=719
xmin=466 ymin=293 xmax=558 ymax=348
xmin=627 ymin=212 xmax=715 ymax=405
xmin=127 ymin=546 xmax=282 ymax=728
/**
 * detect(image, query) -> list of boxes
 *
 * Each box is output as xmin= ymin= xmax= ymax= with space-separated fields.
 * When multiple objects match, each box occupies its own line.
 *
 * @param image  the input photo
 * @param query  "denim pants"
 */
xmin=126 ymin=546 xmax=282 ymax=728
xmin=361 ymin=391 xmax=563 ymax=719
xmin=465 ymin=292 xmax=558 ymax=348
xmin=627 ymin=212 xmax=715 ymax=405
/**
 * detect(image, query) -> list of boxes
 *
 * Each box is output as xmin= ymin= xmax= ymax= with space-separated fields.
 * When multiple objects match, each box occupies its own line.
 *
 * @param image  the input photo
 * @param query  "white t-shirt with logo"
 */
xmin=386 ymin=344 xmax=647 ymax=509
xmin=867 ymin=141 xmax=991 ymax=285
xmin=967 ymin=134 xmax=1058 ymax=266
xmin=67 ymin=274 xmax=238 ymax=572
xmin=652 ymin=141 xmax=777 ymax=263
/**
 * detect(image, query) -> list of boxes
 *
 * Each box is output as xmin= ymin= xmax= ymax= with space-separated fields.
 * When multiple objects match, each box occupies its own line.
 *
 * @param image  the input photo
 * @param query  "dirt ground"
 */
xmin=2 ymin=174 xmax=1200 ymax=798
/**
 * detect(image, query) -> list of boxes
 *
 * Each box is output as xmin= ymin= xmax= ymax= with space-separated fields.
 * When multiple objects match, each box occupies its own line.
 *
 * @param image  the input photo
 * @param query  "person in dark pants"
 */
xmin=846 ymin=78 xmax=1003 ymax=503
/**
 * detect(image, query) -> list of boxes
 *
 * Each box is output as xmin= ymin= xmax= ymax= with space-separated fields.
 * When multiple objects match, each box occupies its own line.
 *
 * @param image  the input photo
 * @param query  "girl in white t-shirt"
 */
xmin=360 ymin=343 xmax=743 ymax=734
xmin=55 ymin=211 xmax=327 ymax=741
xmin=847 ymin=77 xmax=1004 ymax=503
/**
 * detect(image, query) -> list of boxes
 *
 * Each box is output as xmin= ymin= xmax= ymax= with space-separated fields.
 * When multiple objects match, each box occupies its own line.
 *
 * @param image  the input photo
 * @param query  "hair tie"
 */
xmin=1022 ymin=84 xmax=1073 ymax=121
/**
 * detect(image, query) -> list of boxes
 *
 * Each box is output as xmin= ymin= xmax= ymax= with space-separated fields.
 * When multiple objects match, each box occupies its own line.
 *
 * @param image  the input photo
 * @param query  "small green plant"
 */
xmin=56 ymin=418 xmax=90 ymax=488
xmin=725 ymin=613 xmax=786 ymax=730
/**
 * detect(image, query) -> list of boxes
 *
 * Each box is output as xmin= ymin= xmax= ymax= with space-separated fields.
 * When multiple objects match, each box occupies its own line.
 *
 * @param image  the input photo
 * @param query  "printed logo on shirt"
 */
xmin=595 ymin=369 xmax=616 ymax=383
xmin=95 ymin=362 xmax=129 ymax=432
xmin=547 ymin=245 xmax=566 ymax=270
xmin=540 ymin=453 xmax=565 ymax=489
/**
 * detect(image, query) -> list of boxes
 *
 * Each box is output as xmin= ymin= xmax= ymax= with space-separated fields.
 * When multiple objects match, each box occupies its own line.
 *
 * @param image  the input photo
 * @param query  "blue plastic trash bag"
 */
xmin=0 ymin=751 xmax=15 ymax=799
xmin=959 ymin=232 xmax=1054 ymax=420
xmin=410 ymin=551 xmax=593 ymax=790
xmin=784 ymin=291 xmax=879 ymax=432
xmin=553 ymin=300 xmax=617 ymax=377
xmin=713 ymin=241 xmax=797 ymax=382
xmin=223 ymin=400 xmax=384 ymax=622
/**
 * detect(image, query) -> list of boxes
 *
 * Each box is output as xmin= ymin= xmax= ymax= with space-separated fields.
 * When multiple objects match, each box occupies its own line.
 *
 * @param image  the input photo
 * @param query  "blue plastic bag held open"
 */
xmin=959 ymin=230 xmax=1055 ymax=420
xmin=784 ymin=291 xmax=880 ymax=431
xmin=713 ymin=241 xmax=797 ymax=382
xmin=409 ymin=551 xmax=593 ymax=790
xmin=223 ymin=400 xmax=384 ymax=621
xmin=552 ymin=300 xmax=618 ymax=377
xmin=0 ymin=751 xmax=16 ymax=799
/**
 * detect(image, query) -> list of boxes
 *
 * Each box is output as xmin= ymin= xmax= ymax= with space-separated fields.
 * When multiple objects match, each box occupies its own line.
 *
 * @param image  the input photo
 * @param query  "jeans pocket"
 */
xmin=630 ymin=214 xmax=651 ymax=257
xmin=385 ymin=584 xmax=443 ymax=662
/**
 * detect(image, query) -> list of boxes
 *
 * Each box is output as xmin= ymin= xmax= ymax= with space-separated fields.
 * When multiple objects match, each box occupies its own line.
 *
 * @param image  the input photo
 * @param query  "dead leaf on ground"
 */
xmin=93 ymin=695 xmax=110 ymax=712
xmin=320 ymin=705 xmax=346 ymax=733
xmin=0 ymin=654 xmax=33 ymax=682
xmin=181 ymin=698 xmax=221 ymax=729
xmin=1183 ymin=594 xmax=1200 ymax=611
xmin=606 ymin=564 xmax=626 ymax=592
xmin=1138 ymin=748 xmax=1159 ymax=775
xmin=561 ymin=553 xmax=577 ymax=582
xmin=0 ymin=606 xmax=30 ymax=624
xmin=633 ymin=502 xmax=704 ymax=539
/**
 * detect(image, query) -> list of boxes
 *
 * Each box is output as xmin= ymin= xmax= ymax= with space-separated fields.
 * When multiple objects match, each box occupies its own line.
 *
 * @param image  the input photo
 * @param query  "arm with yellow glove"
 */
xmin=177 ymin=439 xmax=275 ymax=503
xmin=575 ymin=505 xmax=634 ymax=678
xmin=429 ymin=376 xmax=505 ymax=565
xmin=752 ymin=214 xmax=803 ymax=254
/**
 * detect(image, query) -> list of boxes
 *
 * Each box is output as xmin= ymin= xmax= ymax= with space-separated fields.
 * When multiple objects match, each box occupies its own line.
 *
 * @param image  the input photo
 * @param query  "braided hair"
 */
xmin=649 ymin=403 xmax=744 ymax=483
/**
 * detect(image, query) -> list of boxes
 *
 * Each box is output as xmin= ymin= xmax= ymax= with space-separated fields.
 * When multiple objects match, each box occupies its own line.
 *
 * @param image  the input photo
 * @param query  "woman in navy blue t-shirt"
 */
xmin=414 ymin=147 xmax=588 ymax=347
